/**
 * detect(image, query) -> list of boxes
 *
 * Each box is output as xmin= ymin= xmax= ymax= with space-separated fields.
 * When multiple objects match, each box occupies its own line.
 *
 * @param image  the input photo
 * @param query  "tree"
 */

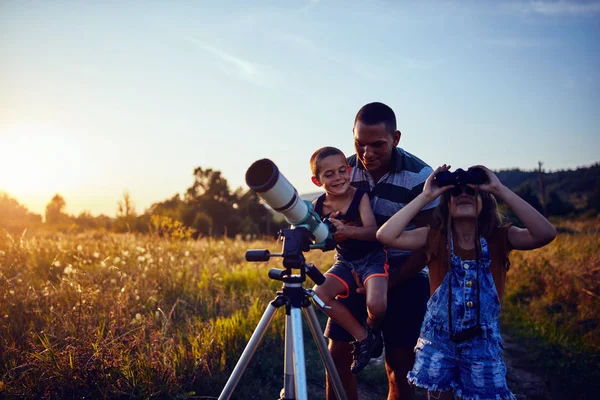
xmin=184 ymin=167 xmax=237 ymax=237
xmin=115 ymin=191 xmax=137 ymax=232
xmin=546 ymin=190 xmax=575 ymax=216
xmin=588 ymin=182 xmax=600 ymax=212
xmin=45 ymin=194 xmax=68 ymax=224
xmin=0 ymin=192 xmax=42 ymax=231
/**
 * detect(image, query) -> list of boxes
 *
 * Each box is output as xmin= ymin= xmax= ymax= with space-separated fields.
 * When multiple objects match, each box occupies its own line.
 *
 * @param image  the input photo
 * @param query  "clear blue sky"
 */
xmin=1 ymin=0 xmax=599 ymax=217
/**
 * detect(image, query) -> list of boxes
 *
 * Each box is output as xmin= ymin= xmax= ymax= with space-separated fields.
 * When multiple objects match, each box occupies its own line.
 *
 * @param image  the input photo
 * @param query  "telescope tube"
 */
xmin=245 ymin=159 xmax=329 ymax=243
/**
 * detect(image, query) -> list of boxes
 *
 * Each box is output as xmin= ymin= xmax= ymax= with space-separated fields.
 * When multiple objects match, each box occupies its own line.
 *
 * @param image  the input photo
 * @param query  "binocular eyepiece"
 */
xmin=434 ymin=167 xmax=488 ymax=187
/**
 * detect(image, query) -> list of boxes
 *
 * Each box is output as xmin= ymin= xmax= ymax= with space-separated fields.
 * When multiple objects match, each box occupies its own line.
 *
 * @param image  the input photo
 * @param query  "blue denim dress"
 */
xmin=407 ymin=234 xmax=516 ymax=400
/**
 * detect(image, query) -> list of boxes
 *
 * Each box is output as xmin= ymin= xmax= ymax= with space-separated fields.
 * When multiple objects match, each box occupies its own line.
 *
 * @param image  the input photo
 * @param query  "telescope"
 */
xmin=218 ymin=160 xmax=346 ymax=400
xmin=245 ymin=158 xmax=335 ymax=251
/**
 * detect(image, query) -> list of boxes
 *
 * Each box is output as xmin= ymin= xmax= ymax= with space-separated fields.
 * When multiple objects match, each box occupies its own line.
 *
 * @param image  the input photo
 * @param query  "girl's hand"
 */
xmin=423 ymin=164 xmax=453 ymax=201
xmin=468 ymin=165 xmax=504 ymax=195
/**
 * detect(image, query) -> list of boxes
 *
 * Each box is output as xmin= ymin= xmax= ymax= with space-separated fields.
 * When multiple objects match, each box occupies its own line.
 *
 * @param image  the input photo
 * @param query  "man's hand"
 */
xmin=352 ymin=270 xmax=366 ymax=295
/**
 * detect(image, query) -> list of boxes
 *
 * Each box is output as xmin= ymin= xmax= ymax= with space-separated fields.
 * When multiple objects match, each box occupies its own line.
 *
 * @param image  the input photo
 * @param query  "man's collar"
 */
xmin=390 ymin=147 xmax=404 ymax=172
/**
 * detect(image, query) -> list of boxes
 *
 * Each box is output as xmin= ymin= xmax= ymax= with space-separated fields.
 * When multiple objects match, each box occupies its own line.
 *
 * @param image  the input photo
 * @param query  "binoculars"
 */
xmin=434 ymin=167 xmax=488 ymax=187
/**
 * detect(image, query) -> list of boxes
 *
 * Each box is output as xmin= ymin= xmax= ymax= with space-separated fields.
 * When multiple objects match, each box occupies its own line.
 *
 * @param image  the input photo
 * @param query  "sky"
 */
xmin=1 ymin=0 xmax=599 ymax=217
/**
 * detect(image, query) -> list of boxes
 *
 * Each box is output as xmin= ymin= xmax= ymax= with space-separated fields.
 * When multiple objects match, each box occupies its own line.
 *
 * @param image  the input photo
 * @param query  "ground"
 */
xmin=354 ymin=333 xmax=552 ymax=400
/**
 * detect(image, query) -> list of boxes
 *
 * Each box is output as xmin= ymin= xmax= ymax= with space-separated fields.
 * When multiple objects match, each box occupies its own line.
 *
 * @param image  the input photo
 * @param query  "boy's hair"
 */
xmin=310 ymin=146 xmax=346 ymax=177
xmin=432 ymin=190 xmax=506 ymax=238
xmin=354 ymin=102 xmax=397 ymax=134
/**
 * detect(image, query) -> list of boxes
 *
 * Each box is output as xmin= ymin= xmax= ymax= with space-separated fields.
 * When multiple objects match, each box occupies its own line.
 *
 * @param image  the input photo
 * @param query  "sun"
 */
xmin=0 ymin=123 xmax=86 ymax=196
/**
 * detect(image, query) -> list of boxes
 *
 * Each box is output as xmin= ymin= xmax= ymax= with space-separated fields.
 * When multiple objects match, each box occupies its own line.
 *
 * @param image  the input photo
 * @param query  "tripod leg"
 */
xmin=290 ymin=307 xmax=308 ymax=400
xmin=218 ymin=303 xmax=279 ymax=400
xmin=303 ymin=307 xmax=348 ymax=400
xmin=280 ymin=315 xmax=295 ymax=399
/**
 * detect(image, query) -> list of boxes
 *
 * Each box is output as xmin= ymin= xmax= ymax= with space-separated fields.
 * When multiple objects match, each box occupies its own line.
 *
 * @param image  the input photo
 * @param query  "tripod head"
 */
xmin=246 ymin=226 xmax=327 ymax=286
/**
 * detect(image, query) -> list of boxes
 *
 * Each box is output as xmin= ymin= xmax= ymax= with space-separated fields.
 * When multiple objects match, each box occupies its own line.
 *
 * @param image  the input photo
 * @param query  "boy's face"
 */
xmin=312 ymin=154 xmax=350 ymax=195
xmin=353 ymin=121 xmax=400 ymax=176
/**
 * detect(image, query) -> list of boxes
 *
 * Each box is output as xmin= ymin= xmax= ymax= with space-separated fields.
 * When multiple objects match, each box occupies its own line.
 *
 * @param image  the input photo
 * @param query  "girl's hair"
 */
xmin=432 ymin=189 xmax=506 ymax=238
xmin=310 ymin=146 xmax=346 ymax=177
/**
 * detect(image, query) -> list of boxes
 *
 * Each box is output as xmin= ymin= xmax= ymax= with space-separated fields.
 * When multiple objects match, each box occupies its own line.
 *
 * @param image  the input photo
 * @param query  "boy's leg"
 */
xmin=363 ymin=275 xmax=388 ymax=330
xmin=314 ymin=275 xmax=368 ymax=341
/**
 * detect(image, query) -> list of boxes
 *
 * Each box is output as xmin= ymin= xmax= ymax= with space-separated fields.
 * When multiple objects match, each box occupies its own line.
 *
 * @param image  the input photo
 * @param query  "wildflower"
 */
xmin=63 ymin=265 xmax=74 ymax=275
xmin=9 ymin=290 xmax=14 ymax=295
xmin=136 ymin=247 xmax=146 ymax=253
xmin=93 ymin=252 xmax=100 ymax=258
xmin=100 ymin=261 xmax=106 ymax=267
xmin=137 ymin=256 xmax=145 ymax=262
xmin=122 ymin=250 xmax=129 ymax=257
xmin=54 ymin=261 xmax=61 ymax=267
xmin=114 ymin=257 xmax=121 ymax=263
xmin=136 ymin=313 xmax=142 ymax=321
xmin=158 ymin=257 xmax=163 ymax=263
xmin=77 ymin=245 xmax=83 ymax=251
xmin=184 ymin=251 xmax=190 ymax=257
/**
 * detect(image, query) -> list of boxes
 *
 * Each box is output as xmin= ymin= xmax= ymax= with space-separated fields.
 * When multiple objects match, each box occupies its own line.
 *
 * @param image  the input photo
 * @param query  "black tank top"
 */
xmin=314 ymin=188 xmax=382 ymax=260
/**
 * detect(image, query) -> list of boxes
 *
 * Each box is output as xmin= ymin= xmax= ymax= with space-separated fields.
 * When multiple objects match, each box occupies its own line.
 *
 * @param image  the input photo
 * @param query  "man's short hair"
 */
xmin=354 ymin=102 xmax=397 ymax=134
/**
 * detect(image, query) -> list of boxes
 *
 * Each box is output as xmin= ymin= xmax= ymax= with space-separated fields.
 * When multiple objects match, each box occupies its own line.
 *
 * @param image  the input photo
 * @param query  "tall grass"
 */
xmin=501 ymin=217 xmax=600 ymax=398
xmin=0 ymin=231 xmax=335 ymax=399
xmin=2 ymin=218 xmax=598 ymax=398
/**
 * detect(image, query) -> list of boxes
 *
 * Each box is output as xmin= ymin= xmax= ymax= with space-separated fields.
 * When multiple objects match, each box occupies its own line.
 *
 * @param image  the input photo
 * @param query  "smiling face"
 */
xmin=448 ymin=186 xmax=483 ymax=219
xmin=353 ymin=121 xmax=400 ymax=180
xmin=312 ymin=153 xmax=351 ymax=196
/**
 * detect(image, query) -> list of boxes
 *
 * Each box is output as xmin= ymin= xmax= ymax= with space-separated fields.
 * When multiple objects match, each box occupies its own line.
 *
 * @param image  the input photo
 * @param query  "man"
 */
xmin=325 ymin=102 xmax=438 ymax=400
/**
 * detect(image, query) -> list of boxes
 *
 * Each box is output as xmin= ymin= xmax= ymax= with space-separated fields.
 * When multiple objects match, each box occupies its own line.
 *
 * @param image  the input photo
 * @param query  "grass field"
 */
xmin=1 ymin=218 xmax=598 ymax=398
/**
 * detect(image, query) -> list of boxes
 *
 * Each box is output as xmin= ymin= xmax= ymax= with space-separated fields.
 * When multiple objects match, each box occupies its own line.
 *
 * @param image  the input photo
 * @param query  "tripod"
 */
xmin=218 ymin=227 xmax=348 ymax=400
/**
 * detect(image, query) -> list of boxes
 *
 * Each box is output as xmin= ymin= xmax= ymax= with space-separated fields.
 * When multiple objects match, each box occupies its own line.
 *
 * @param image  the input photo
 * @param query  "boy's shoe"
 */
xmin=370 ymin=328 xmax=384 ymax=359
xmin=350 ymin=327 xmax=381 ymax=374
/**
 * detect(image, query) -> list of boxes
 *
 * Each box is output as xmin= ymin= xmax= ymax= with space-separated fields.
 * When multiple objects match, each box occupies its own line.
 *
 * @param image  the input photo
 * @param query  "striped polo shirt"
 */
xmin=348 ymin=147 xmax=439 ymax=271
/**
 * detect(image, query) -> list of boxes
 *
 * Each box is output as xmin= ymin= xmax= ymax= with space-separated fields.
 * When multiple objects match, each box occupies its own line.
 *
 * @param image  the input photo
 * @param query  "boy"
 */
xmin=310 ymin=146 xmax=388 ymax=374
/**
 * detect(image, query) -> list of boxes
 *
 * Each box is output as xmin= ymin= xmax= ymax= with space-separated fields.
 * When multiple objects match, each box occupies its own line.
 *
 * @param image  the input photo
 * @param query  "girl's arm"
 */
xmin=377 ymin=165 xmax=452 ymax=250
xmin=471 ymin=165 xmax=557 ymax=250
xmin=328 ymin=193 xmax=377 ymax=241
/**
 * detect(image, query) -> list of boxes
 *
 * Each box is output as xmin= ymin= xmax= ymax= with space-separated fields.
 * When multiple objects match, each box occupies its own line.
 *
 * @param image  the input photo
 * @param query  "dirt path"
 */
xmin=355 ymin=333 xmax=552 ymax=400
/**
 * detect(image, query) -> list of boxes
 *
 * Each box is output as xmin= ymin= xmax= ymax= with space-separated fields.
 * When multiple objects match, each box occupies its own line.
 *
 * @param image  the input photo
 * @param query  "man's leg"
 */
xmin=323 ymin=265 xmax=368 ymax=400
xmin=382 ymin=274 xmax=430 ymax=400
xmin=385 ymin=347 xmax=416 ymax=399
xmin=326 ymin=340 xmax=358 ymax=400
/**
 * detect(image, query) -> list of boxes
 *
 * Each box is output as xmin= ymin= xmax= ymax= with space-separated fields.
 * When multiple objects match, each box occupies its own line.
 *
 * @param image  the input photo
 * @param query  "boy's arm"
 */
xmin=328 ymin=193 xmax=377 ymax=241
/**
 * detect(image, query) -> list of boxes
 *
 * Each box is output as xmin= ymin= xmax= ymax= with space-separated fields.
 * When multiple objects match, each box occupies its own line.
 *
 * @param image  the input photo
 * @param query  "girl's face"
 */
xmin=448 ymin=186 xmax=483 ymax=219
xmin=314 ymin=154 xmax=350 ymax=195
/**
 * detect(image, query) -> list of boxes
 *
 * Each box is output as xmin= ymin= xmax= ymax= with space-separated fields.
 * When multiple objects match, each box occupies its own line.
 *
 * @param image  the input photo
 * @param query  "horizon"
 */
xmin=1 ymin=1 xmax=599 ymax=217
xmin=3 ymin=160 xmax=598 ymax=219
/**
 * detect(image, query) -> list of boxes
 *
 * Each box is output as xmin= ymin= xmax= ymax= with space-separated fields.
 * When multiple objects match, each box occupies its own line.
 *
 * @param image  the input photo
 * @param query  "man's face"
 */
xmin=353 ymin=121 xmax=400 ymax=176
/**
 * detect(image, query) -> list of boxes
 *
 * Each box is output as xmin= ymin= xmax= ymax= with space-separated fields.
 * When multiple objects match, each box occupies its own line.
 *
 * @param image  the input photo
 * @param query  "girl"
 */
xmin=376 ymin=164 xmax=556 ymax=400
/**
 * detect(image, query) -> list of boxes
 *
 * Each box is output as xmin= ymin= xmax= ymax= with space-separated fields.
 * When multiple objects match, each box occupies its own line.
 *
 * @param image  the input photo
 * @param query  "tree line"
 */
xmin=1 ymin=162 xmax=599 ymax=237
xmin=1 ymin=167 xmax=287 ymax=239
